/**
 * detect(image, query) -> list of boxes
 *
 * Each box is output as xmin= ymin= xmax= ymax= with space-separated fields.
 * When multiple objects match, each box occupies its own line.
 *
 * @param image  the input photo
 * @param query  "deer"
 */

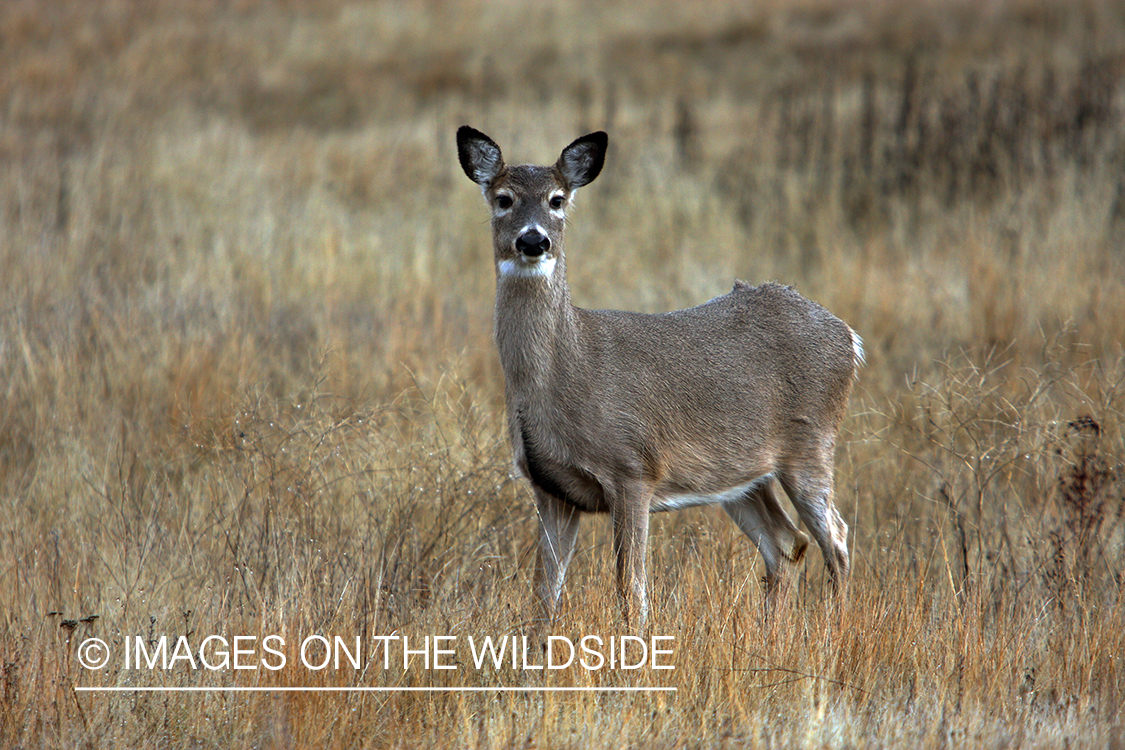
xmin=456 ymin=126 xmax=863 ymax=625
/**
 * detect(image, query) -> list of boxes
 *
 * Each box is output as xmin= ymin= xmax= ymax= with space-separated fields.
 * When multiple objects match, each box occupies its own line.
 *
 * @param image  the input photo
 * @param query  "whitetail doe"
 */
xmin=457 ymin=126 xmax=863 ymax=625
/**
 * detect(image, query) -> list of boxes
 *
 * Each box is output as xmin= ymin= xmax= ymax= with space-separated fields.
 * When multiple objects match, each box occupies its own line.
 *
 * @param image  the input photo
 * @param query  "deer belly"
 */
xmin=650 ymin=475 xmax=773 ymax=512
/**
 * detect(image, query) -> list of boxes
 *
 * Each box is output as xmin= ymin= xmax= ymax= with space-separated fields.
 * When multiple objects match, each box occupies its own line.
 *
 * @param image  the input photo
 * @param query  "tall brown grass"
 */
xmin=1 ymin=0 xmax=1124 ymax=747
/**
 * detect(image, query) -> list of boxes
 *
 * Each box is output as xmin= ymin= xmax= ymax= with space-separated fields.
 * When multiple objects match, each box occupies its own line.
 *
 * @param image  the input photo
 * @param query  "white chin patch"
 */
xmin=498 ymin=256 xmax=557 ymax=279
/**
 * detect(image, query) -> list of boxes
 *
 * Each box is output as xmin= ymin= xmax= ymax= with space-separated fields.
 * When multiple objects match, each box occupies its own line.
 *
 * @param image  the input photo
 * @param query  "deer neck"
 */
xmin=493 ymin=252 xmax=579 ymax=395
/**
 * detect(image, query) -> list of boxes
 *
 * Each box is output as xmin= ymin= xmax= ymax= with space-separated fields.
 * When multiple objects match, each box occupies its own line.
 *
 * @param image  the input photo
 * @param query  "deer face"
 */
xmin=456 ymin=127 xmax=607 ymax=276
xmin=486 ymin=165 xmax=569 ymax=273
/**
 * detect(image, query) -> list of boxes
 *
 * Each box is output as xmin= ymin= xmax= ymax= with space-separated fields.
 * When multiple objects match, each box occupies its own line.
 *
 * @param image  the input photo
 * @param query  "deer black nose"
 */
xmin=516 ymin=230 xmax=550 ymax=257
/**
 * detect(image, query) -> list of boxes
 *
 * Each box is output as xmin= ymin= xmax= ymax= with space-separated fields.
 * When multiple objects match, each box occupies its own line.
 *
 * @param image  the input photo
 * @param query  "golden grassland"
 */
xmin=2 ymin=0 xmax=1125 ymax=746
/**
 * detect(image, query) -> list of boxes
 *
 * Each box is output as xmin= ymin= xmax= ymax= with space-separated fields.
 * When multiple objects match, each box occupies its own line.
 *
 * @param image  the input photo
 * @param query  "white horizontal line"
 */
xmin=76 ymin=686 xmax=676 ymax=693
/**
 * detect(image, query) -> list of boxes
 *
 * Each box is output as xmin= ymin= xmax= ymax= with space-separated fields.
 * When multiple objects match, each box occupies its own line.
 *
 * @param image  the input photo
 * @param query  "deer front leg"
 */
xmin=611 ymin=486 xmax=652 ymax=627
xmin=533 ymin=488 xmax=582 ymax=623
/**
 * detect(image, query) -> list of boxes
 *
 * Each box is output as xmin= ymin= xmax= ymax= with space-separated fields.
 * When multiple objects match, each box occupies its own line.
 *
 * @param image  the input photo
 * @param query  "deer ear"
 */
xmin=457 ymin=126 xmax=505 ymax=186
xmin=557 ymin=131 xmax=607 ymax=189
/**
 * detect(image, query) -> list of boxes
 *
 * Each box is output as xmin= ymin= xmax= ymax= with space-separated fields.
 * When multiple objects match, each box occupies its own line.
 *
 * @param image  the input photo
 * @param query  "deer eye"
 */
xmin=495 ymin=194 xmax=513 ymax=210
xmin=549 ymin=194 xmax=565 ymax=210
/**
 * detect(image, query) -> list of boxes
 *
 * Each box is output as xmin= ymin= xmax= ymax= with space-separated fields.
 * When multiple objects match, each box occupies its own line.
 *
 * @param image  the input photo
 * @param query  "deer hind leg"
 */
xmin=723 ymin=479 xmax=810 ymax=596
xmin=777 ymin=466 xmax=850 ymax=592
xmin=533 ymin=489 xmax=582 ymax=623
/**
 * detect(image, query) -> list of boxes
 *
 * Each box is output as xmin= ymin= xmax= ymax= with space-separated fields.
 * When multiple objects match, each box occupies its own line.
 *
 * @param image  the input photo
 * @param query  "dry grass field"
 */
xmin=2 ymin=0 xmax=1125 ymax=747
